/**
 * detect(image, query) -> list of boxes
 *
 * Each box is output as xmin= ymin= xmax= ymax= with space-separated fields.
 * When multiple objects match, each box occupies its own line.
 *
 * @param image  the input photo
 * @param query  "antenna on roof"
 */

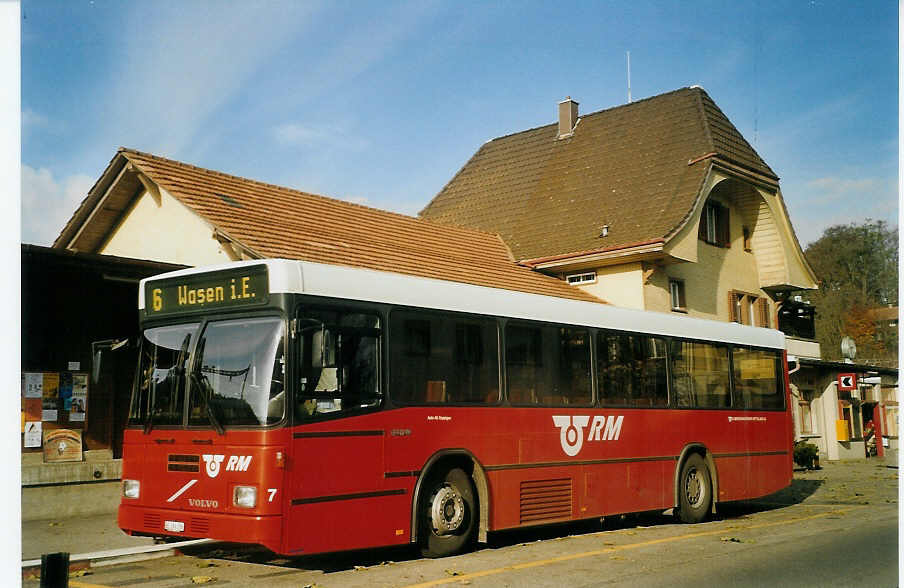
xmin=626 ymin=51 xmax=632 ymax=103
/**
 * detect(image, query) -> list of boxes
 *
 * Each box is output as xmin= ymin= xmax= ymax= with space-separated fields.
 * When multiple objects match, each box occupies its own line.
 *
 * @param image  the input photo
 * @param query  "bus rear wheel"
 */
xmin=419 ymin=467 xmax=477 ymax=558
xmin=676 ymin=453 xmax=711 ymax=524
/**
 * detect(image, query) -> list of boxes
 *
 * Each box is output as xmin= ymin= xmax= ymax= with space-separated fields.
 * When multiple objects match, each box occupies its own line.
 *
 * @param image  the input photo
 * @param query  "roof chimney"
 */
xmin=558 ymin=97 xmax=579 ymax=139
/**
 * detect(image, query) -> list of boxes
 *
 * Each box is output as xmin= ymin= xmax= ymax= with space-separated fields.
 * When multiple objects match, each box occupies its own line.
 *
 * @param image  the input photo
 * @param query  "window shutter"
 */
xmin=757 ymin=298 xmax=770 ymax=328
xmin=698 ymin=206 xmax=708 ymax=240
xmin=728 ymin=291 xmax=739 ymax=323
xmin=718 ymin=205 xmax=730 ymax=247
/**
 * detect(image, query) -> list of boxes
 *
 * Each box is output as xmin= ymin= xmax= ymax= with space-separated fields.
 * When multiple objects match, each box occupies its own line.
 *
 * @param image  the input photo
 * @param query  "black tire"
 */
xmin=676 ymin=453 xmax=712 ymax=524
xmin=419 ymin=467 xmax=477 ymax=558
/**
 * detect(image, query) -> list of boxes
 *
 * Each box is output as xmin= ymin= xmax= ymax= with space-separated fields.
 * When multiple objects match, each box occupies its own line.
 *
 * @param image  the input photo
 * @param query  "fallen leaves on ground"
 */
xmin=191 ymin=576 xmax=215 ymax=584
xmin=445 ymin=568 xmax=464 ymax=576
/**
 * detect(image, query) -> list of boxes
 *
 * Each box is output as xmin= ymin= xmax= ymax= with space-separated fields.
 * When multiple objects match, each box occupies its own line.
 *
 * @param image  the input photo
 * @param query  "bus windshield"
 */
xmin=188 ymin=317 xmax=286 ymax=428
xmin=130 ymin=317 xmax=286 ymax=429
xmin=131 ymin=323 xmax=199 ymax=427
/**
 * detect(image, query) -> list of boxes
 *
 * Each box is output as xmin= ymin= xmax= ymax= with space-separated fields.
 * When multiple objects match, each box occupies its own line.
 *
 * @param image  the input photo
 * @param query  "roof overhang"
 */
xmin=519 ymin=239 xmax=665 ymax=272
xmin=796 ymin=357 xmax=898 ymax=377
xmin=53 ymin=150 xmax=141 ymax=252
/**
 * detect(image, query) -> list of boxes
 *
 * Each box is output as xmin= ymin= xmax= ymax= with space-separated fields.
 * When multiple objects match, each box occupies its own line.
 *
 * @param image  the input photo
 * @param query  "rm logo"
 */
xmin=552 ymin=415 xmax=624 ymax=456
xmin=202 ymin=454 xmax=252 ymax=478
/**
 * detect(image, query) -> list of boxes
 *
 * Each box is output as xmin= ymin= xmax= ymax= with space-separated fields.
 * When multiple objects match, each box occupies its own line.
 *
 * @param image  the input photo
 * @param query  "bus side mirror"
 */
xmin=91 ymin=338 xmax=129 ymax=385
xmin=92 ymin=348 xmax=103 ymax=385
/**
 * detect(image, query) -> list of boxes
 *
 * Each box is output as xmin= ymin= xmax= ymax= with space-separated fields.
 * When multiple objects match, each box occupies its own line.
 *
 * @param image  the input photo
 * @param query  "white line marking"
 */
xmin=167 ymin=479 xmax=198 ymax=502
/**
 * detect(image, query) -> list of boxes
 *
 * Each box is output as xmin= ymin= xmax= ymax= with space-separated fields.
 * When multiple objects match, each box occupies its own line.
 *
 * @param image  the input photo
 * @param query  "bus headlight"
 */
xmin=122 ymin=479 xmax=140 ymax=499
xmin=233 ymin=485 xmax=257 ymax=508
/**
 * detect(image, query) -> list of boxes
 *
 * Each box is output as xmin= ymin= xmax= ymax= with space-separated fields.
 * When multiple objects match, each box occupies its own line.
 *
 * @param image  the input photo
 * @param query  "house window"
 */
xmin=698 ymin=202 xmax=730 ymax=247
xmin=798 ymin=390 xmax=815 ymax=434
xmin=730 ymin=291 xmax=770 ymax=327
xmin=669 ymin=279 xmax=686 ymax=312
xmin=743 ymin=226 xmax=752 ymax=252
xmin=884 ymin=403 xmax=899 ymax=438
xmin=566 ymin=271 xmax=597 ymax=285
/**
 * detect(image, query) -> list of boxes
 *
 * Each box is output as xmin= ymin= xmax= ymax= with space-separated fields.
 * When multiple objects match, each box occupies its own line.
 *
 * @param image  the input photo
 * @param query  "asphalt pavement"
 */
xmin=19 ymin=456 xmax=900 ymax=586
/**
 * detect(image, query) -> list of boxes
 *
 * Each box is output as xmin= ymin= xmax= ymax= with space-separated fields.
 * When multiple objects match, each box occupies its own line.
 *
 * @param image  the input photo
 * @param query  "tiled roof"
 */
xmin=55 ymin=149 xmax=604 ymax=304
xmin=420 ymin=87 xmax=777 ymax=261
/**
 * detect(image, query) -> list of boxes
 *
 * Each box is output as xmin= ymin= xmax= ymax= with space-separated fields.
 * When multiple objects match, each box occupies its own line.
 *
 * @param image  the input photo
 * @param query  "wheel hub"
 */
xmin=429 ymin=485 xmax=465 ymax=535
xmin=685 ymin=468 xmax=705 ymax=507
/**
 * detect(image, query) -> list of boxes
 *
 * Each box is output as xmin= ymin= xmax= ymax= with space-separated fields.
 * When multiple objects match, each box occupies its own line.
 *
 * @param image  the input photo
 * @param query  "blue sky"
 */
xmin=19 ymin=0 xmax=898 ymax=247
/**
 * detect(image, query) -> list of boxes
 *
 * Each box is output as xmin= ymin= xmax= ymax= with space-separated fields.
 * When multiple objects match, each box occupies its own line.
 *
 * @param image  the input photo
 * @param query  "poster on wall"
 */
xmin=41 ymin=373 xmax=60 ymax=422
xmin=24 ymin=421 xmax=42 ymax=448
xmin=24 ymin=372 xmax=42 ymax=398
xmin=24 ymin=397 xmax=42 ymax=422
xmin=70 ymin=374 xmax=88 ymax=422
xmin=43 ymin=429 xmax=82 ymax=462
xmin=60 ymin=372 xmax=73 ymax=410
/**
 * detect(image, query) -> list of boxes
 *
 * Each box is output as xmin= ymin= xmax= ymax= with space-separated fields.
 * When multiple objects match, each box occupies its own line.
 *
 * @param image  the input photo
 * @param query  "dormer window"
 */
xmin=699 ymin=202 xmax=730 ymax=247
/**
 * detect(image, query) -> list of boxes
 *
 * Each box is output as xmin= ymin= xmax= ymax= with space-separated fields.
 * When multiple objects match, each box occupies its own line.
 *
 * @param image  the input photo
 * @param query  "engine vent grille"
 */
xmin=519 ymin=478 xmax=572 ymax=524
xmin=190 ymin=517 xmax=210 ymax=536
xmin=168 ymin=454 xmax=200 ymax=473
xmin=143 ymin=513 xmax=162 ymax=531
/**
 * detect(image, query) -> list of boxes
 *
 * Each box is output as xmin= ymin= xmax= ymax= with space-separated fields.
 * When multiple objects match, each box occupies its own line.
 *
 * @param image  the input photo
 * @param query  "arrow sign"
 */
xmin=838 ymin=373 xmax=857 ymax=391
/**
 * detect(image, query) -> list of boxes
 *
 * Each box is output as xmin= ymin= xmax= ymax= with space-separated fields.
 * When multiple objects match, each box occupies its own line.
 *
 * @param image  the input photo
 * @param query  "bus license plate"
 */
xmin=164 ymin=520 xmax=185 ymax=533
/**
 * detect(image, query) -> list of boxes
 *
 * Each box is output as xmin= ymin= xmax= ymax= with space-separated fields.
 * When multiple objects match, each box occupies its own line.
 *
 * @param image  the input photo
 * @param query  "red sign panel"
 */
xmin=838 ymin=373 xmax=857 ymax=391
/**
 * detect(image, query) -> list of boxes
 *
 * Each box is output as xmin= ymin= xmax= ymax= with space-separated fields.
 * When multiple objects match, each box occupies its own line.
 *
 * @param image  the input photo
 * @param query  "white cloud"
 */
xmin=21 ymin=108 xmax=48 ymax=129
xmin=803 ymin=177 xmax=880 ymax=203
xmin=787 ymin=175 xmax=898 ymax=246
xmin=246 ymin=2 xmax=443 ymax=122
xmin=21 ymin=165 xmax=93 ymax=246
xmin=272 ymin=121 xmax=369 ymax=151
xmin=103 ymin=2 xmax=323 ymax=157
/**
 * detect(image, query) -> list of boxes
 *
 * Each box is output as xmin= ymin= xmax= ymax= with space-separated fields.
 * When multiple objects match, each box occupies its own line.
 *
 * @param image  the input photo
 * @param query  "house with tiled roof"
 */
xmin=418 ymin=86 xmax=903 ymax=463
xmin=53 ymin=148 xmax=601 ymax=305
xmin=421 ymin=86 xmax=818 ymax=337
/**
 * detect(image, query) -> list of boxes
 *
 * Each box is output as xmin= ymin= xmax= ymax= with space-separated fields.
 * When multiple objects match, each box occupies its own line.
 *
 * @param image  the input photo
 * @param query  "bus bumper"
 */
xmin=118 ymin=504 xmax=283 ymax=553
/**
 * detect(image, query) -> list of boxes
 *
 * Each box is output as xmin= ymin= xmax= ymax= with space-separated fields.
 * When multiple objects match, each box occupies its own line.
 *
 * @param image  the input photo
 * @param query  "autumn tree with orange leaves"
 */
xmin=803 ymin=220 xmax=897 ymax=365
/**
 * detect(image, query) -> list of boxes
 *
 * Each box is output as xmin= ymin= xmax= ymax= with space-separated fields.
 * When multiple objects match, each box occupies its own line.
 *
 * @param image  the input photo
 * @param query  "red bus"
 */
xmin=118 ymin=259 xmax=792 ymax=557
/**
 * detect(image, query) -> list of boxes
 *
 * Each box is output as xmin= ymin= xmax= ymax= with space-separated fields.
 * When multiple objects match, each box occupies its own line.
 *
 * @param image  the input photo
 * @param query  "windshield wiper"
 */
xmin=191 ymin=338 xmax=225 ymax=435
xmin=146 ymin=333 xmax=192 ymax=434
xmin=141 ymin=350 xmax=156 ymax=434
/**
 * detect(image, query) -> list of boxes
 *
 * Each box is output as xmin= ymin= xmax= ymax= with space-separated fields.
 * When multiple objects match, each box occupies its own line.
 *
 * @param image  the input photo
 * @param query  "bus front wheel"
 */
xmin=419 ymin=467 xmax=477 ymax=558
xmin=676 ymin=453 xmax=711 ymax=524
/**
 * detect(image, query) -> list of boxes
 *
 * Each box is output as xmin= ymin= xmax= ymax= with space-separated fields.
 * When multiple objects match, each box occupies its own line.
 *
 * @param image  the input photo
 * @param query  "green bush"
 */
xmin=793 ymin=441 xmax=819 ymax=468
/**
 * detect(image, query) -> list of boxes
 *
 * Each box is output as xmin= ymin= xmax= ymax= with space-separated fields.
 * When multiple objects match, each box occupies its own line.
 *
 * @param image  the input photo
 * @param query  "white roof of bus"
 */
xmin=140 ymin=258 xmax=785 ymax=349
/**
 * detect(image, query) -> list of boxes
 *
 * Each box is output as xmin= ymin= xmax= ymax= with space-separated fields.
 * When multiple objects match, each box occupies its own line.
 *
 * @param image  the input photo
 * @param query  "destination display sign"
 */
xmin=145 ymin=265 xmax=270 ymax=317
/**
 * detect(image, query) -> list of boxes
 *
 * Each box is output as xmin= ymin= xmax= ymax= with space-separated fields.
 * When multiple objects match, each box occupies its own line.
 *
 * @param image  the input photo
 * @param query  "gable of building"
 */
xmin=54 ymin=149 xmax=604 ymax=304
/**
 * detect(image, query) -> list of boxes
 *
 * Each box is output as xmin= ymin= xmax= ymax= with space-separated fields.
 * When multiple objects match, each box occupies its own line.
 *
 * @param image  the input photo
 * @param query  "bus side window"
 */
xmin=505 ymin=324 xmax=542 ymax=405
xmin=296 ymin=309 xmax=382 ymax=420
xmin=391 ymin=310 xmax=498 ymax=405
xmin=550 ymin=327 xmax=591 ymax=406
xmin=669 ymin=340 xmax=730 ymax=408
xmin=732 ymin=347 xmax=783 ymax=409
xmin=599 ymin=332 xmax=667 ymax=408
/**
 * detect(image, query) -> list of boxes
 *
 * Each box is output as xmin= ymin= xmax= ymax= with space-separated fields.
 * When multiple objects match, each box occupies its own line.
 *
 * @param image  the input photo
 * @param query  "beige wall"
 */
xmin=643 ymin=183 xmax=766 ymax=321
xmin=577 ymin=263 xmax=645 ymax=309
xmin=99 ymin=188 xmax=237 ymax=266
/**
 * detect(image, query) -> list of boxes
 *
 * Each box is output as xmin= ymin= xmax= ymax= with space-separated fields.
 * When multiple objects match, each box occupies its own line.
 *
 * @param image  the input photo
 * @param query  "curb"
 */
xmin=22 ymin=538 xmax=216 ymax=577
